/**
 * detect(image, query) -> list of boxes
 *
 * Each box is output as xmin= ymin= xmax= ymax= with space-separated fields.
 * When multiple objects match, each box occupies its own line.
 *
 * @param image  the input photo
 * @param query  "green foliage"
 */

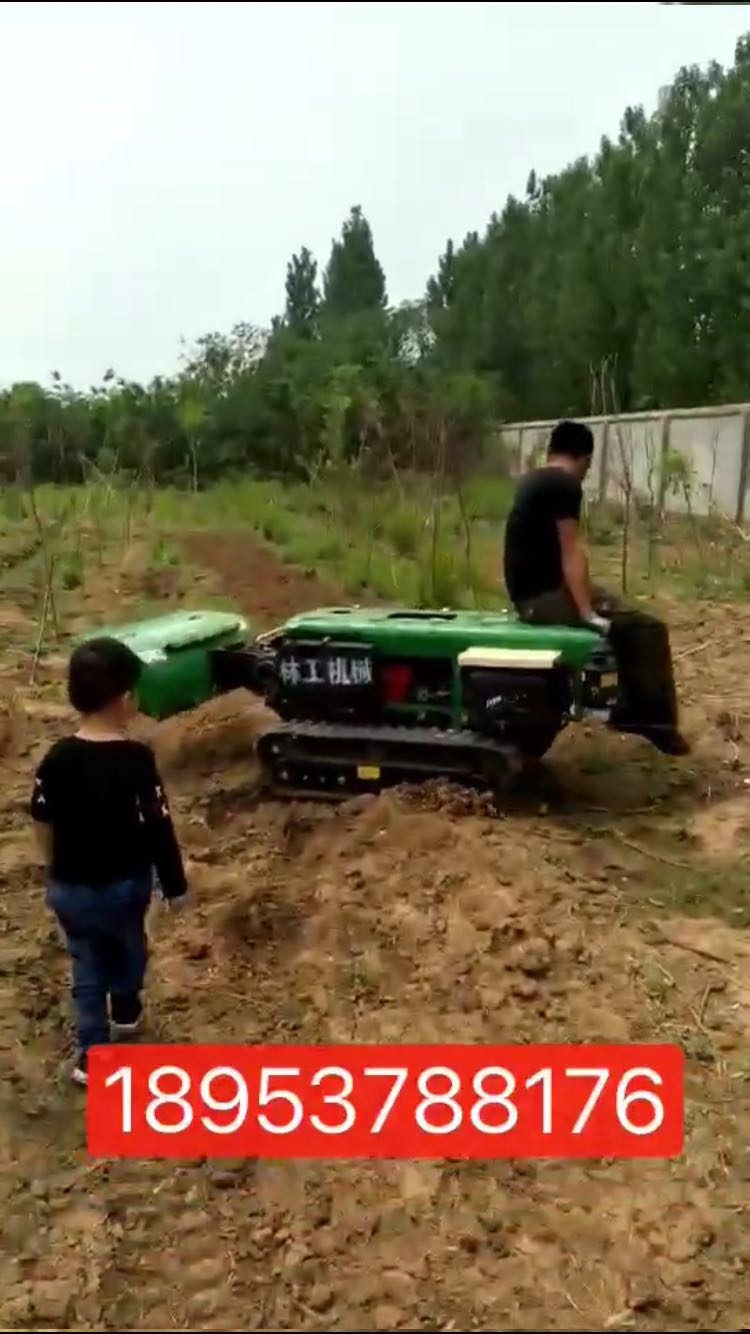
xmin=59 ymin=550 xmax=84 ymax=590
xmin=284 ymin=246 xmax=320 ymax=335
xmin=323 ymin=205 xmax=387 ymax=318
xmin=384 ymin=505 xmax=423 ymax=558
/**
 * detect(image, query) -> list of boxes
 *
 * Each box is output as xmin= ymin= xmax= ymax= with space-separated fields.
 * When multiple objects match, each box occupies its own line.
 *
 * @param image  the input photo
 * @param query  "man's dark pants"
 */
xmin=47 ymin=877 xmax=152 ymax=1065
xmin=515 ymin=586 xmax=681 ymax=737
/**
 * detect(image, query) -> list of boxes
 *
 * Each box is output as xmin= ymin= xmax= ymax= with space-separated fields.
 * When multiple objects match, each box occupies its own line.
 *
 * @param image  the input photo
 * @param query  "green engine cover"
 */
xmin=280 ymin=606 xmax=600 ymax=669
xmin=83 ymin=609 xmax=250 ymax=720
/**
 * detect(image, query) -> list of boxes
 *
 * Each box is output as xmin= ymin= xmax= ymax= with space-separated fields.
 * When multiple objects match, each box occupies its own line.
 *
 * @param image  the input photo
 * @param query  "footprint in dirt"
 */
xmin=203 ymin=779 xmax=266 ymax=829
xmin=218 ymin=882 xmax=307 ymax=954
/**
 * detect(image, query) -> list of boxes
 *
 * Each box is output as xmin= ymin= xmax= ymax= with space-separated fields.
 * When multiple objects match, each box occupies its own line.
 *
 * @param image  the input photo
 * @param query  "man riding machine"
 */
xmin=503 ymin=419 xmax=689 ymax=758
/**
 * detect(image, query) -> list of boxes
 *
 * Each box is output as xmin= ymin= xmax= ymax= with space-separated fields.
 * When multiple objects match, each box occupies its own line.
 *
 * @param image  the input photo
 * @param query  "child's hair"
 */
xmin=68 ymin=638 xmax=142 ymax=715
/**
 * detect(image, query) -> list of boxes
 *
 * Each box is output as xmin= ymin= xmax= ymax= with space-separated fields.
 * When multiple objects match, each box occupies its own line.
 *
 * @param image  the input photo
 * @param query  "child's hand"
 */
xmin=164 ymin=893 xmax=188 ymax=912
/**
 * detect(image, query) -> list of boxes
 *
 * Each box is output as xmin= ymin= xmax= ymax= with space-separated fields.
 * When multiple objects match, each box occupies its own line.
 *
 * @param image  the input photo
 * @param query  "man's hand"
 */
xmin=586 ymin=612 xmax=611 ymax=636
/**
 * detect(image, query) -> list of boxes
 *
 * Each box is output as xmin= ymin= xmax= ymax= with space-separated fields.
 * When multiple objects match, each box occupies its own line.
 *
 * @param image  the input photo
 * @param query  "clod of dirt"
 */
xmin=310 ymin=1190 xmax=333 ymax=1220
xmin=380 ymin=1268 xmax=417 ymax=1303
xmin=511 ymin=976 xmax=538 ymax=1000
xmin=307 ymin=1282 xmax=335 ymax=1313
xmin=715 ymin=709 xmax=742 ymax=741
xmin=32 ymin=1278 xmax=78 ymax=1322
xmin=628 ymin=1277 xmax=663 ymax=1312
xmin=667 ymin=1219 xmax=716 ymax=1264
xmin=512 ymin=938 xmax=553 ymax=977
xmin=373 ymin=1302 xmax=408 ymax=1329
xmin=209 ymin=1162 xmax=254 ymax=1189
xmin=177 ymin=930 xmax=211 ymax=961
xmin=397 ymin=779 xmax=497 ymax=818
xmin=219 ymin=884 xmax=305 ymax=953
xmin=2 ymin=1288 xmax=34 ymax=1323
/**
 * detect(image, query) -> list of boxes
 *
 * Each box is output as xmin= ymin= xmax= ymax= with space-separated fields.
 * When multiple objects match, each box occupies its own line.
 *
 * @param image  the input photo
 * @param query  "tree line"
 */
xmin=3 ymin=33 xmax=750 ymax=486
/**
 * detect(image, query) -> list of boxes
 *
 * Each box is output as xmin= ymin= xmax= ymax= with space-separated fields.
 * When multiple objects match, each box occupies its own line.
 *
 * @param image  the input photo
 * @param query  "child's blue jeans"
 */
xmin=47 ymin=877 xmax=152 ymax=1064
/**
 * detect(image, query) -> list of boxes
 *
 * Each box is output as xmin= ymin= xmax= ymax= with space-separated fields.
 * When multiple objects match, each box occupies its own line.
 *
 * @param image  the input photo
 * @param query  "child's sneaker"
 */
xmin=111 ymin=995 xmax=143 ymax=1036
xmin=111 ymin=1015 xmax=142 ymax=1036
xmin=71 ymin=1062 xmax=88 ymax=1087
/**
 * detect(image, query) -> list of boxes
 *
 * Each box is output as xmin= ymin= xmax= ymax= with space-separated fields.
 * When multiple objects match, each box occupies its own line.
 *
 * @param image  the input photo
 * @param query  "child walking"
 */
xmin=30 ymin=637 xmax=188 ymax=1086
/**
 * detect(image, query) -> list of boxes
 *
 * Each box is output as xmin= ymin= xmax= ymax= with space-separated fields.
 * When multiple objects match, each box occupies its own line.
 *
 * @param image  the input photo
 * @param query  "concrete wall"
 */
xmin=498 ymin=404 xmax=750 ymax=521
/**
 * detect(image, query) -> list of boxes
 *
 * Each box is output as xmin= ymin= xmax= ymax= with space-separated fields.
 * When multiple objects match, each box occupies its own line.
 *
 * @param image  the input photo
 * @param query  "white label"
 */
xmin=280 ymin=655 xmax=372 ymax=688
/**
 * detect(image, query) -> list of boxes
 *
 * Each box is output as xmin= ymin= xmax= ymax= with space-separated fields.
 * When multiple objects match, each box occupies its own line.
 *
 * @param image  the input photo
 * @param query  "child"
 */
xmin=30 ymin=637 xmax=188 ymax=1086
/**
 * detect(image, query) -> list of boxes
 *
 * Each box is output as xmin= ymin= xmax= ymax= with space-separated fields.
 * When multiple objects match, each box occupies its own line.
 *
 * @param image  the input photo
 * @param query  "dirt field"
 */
xmin=1 ymin=529 xmax=749 ymax=1332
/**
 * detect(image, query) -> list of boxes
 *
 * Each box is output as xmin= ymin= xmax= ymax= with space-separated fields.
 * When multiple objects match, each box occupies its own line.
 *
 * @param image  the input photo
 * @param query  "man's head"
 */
xmin=547 ymin=419 xmax=595 ymax=482
xmin=68 ymin=637 xmax=142 ymax=728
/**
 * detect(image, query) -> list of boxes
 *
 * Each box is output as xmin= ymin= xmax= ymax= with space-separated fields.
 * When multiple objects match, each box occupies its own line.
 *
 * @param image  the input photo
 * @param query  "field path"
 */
xmin=183 ymin=530 xmax=349 ymax=628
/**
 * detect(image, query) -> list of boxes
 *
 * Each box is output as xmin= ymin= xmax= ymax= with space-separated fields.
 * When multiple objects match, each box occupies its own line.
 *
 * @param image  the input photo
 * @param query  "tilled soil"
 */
xmin=0 ymin=531 xmax=749 ymax=1331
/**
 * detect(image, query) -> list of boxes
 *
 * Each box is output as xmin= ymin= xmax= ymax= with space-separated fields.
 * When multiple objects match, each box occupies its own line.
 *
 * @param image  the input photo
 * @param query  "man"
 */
xmin=503 ymin=419 xmax=689 ymax=756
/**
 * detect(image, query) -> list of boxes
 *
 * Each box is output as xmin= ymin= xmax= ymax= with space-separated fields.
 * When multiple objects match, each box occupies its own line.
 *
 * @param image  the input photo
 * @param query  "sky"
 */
xmin=1 ymin=1 xmax=749 ymax=389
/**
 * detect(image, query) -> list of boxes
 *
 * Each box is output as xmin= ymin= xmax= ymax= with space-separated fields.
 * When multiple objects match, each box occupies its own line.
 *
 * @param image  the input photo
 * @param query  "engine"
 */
xmin=457 ymin=647 xmax=574 ymax=758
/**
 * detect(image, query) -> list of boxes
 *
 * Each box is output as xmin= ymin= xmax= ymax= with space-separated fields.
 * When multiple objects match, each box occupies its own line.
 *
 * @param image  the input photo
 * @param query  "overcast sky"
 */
xmin=1 ymin=1 xmax=748 ymax=389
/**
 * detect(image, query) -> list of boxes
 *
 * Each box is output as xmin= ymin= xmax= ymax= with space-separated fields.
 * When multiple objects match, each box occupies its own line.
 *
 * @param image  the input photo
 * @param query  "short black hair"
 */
xmin=548 ymin=420 xmax=595 ymax=460
xmin=68 ymin=638 xmax=142 ymax=715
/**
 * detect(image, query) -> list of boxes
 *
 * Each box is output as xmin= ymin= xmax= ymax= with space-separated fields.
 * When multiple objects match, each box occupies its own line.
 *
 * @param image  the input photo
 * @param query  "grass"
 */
xmin=8 ymin=471 xmax=513 ymax=613
xmin=650 ymin=863 xmax=750 ymax=929
xmin=4 ymin=463 xmax=750 ymax=657
xmin=155 ymin=470 xmax=750 ymax=610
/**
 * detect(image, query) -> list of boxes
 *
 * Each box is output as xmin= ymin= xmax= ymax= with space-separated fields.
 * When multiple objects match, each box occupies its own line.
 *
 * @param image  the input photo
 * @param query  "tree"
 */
xmin=323 ymin=205 xmax=387 ymax=317
xmin=284 ymin=246 xmax=320 ymax=335
xmin=423 ymin=37 xmax=750 ymax=419
xmin=426 ymin=239 xmax=456 ymax=311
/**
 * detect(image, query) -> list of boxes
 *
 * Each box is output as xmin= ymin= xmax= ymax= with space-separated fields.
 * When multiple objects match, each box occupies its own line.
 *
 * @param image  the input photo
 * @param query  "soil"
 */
xmin=1 ymin=530 xmax=749 ymax=1331
xmin=183 ymin=532 xmax=349 ymax=629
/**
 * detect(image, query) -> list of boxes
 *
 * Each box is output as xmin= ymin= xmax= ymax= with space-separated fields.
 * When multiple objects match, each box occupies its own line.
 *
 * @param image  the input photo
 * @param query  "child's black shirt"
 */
xmin=30 ymin=737 xmax=187 ymax=899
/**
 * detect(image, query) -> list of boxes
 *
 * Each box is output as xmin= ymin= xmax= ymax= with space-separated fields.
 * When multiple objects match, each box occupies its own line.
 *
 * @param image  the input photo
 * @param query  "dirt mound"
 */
xmin=148 ymin=690 xmax=274 ymax=778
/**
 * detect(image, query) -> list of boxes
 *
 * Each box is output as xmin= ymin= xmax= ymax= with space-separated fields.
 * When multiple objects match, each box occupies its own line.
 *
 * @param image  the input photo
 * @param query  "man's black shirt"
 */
xmin=30 ymin=736 xmax=187 ymax=898
xmin=503 ymin=465 xmax=583 ymax=605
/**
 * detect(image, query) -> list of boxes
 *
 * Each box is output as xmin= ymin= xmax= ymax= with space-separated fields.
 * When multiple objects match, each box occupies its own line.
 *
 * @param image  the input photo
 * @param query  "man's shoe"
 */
xmin=648 ymin=728 xmax=691 ymax=757
xmin=608 ymin=715 xmax=691 ymax=756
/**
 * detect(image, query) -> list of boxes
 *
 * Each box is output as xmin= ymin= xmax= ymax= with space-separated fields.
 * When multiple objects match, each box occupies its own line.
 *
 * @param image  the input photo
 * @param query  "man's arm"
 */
xmin=556 ymin=518 xmax=596 ymax=622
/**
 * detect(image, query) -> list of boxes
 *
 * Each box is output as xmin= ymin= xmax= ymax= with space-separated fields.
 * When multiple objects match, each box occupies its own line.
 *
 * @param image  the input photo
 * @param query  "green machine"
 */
xmin=90 ymin=603 xmax=621 ymax=799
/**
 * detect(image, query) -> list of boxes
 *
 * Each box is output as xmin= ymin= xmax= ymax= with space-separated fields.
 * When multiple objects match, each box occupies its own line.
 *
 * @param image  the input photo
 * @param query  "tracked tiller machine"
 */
xmin=88 ymin=605 xmax=621 ymax=800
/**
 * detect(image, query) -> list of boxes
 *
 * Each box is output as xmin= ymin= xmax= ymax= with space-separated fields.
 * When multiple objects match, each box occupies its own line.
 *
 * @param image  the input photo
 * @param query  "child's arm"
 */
xmin=30 ymin=762 xmax=53 ymax=873
xmin=33 ymin=822 xmax=53 ymax=870
xmin=137 ymin=748 xmax=188 ymax=901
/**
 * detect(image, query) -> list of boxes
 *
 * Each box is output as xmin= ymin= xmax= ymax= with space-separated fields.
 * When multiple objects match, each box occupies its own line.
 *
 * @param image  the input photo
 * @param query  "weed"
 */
xmin=640 ymin=862 xmax=750 ymax=930
xmin=59 ymin=551 xmax=84 ymax=590
xmin=150 ymin=536 xmax=180 ymax=567
xmin=385 ymin=506 xmax=423 ymax=558
xmin=460 ymin=474 xmax=513 ymax=523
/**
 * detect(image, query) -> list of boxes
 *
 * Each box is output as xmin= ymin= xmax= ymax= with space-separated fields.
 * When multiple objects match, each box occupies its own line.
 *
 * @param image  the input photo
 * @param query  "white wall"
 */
xmin=498 ymin=405 xmax=750 ymax=520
